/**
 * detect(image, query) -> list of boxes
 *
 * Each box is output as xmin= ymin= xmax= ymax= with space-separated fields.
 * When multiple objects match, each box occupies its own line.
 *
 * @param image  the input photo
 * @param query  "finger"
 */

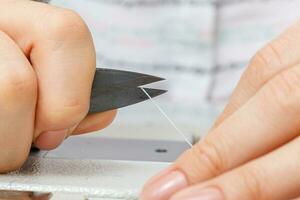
xmin=0 ymin=31 xmax=37 ymax=172
xmin=30 ymin=7 xmax=96 ymax=147
xmin=170 ymin=136 xmax=300 ymax=200
xmin=35 ymin=110 xmax=117 ymax=149
xmin=140 ymin=62 xmax=300 ymax=200
xmin=213 ymin=20 xmax=300 ymax=128
xmin=0 ymin=1 xmax=96 ymax=149
xmin=72 ymin=110 xmax=117 ymax=135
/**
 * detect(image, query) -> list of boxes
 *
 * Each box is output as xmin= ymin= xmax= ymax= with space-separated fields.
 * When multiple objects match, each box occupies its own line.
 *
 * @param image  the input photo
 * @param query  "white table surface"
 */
xmin=0 ymin=156 xmax=169 ymax=200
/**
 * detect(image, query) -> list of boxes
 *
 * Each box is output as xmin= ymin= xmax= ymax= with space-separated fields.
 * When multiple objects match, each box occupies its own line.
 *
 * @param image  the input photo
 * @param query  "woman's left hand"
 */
xmin=140 ymin=20 xmax=300 ymax=200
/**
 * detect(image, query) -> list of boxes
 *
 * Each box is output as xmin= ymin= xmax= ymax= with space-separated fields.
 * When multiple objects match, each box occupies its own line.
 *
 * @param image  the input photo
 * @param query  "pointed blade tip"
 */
xmin=142 ymin=88 xmax=168 ymax=98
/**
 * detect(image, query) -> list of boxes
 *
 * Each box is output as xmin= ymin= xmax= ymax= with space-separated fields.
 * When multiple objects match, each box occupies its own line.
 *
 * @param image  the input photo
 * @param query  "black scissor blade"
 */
xmin=92 ymin=68 xmax=164 ymax=90
xmin=89 ymin=87 xmax=167 ymax=114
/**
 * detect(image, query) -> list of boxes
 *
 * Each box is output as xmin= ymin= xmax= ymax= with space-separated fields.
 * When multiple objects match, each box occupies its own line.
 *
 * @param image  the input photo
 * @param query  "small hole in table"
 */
xmin=155 ymin=149 xmax=168 ymax=153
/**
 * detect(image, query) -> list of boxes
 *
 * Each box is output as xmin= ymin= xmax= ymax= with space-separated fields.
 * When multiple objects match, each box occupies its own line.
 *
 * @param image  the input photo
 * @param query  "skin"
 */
xmin=0 ymin=0 xmax=116 ymax=172
xmin=140 ymin=19 xmax=300 ymax=200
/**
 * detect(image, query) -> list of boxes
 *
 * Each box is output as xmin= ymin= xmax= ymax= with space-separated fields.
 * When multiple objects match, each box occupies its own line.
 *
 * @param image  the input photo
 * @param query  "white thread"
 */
xmin=141 ymin=87 xmax=193 ymax=148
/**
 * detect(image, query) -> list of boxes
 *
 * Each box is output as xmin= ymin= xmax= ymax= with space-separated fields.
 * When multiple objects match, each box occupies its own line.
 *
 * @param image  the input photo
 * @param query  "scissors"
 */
xmin=88 ymin=68 xmax=167 ymax=114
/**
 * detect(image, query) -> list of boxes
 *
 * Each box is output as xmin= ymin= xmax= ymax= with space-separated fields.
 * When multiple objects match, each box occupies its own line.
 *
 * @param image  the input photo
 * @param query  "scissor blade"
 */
xmin=92 ymin=68 xmax=164 ymax=90
xmin=89 ymin=87 xmax=167 ymax=114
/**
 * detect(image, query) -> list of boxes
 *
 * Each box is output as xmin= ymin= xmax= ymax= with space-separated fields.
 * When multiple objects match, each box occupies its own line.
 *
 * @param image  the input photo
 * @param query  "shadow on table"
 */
xmin=0 ymin=191 xmax=52 ymax=200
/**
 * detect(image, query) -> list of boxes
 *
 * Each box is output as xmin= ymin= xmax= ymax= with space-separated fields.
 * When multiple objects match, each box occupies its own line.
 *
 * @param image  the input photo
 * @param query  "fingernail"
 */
xmin=143 ymin=166 xmax=175 ymax=186
xmin=140 ymin=170 xmax=188 ymax=200
xmin=171 ymin=187 xmax=223 ymax=200
xmin=35 ymin=129 xmax=68 ymax=150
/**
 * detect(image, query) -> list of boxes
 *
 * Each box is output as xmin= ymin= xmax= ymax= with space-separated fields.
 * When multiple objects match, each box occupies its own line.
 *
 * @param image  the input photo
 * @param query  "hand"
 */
xmin=0 ymin=0 xmax=116 ymax=172
xmin=140 ymin=20 xmax=300 ymax=200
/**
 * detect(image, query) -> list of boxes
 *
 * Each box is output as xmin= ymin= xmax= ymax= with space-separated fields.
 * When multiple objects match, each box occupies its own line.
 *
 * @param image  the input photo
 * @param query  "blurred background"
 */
xmin=50 ymin=0 xmax=300 ymax=141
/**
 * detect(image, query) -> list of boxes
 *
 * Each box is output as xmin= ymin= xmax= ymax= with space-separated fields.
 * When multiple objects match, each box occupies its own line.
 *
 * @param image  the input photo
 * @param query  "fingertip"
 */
xmin=140 ymin=169 xmax=188 ymax=200
xmin=34 ymin=129 xmax=68 ymax=150
xmin=72 ymin=110 xmax=117 ymax=135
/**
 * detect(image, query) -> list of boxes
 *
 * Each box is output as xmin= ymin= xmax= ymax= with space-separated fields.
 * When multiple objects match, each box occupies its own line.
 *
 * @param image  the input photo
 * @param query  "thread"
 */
xmin=141 ymin=87 xmax=193 ymax=148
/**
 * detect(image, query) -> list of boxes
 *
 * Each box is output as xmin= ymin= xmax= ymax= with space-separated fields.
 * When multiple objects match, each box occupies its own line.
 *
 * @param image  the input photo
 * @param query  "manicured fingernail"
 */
xmin=140 ymin=170 xmax=188 ymax=200
xmin=171 ymin=187 xmax=223 ymax=200
xmin=35 ymin=129 xmax=68 ymax=150
xmin=143 ymin=166 xmax=175 ymax=186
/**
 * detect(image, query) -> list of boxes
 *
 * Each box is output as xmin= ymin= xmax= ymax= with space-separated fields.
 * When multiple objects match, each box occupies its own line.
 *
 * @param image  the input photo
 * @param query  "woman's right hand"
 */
xmin=0 ymin=0 xmax=116 ymax=172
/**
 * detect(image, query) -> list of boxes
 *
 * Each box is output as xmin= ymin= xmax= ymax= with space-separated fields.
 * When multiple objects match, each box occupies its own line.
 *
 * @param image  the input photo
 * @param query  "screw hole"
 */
xmin=155 ymin=149 xmax=168 ymax=153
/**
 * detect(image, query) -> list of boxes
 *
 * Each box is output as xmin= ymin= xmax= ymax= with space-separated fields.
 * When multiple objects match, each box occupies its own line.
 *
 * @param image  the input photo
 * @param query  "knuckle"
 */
xmin=264 ymin=69 xmax=300 ymax=114
xmin=0 ymin=67 xmax=36 ymax=99
xmin=243 ymin=41 xmax=282 ymax=91
xmin=246 ymin=43 xmax=283 ymax=89
xmin=57 ymin=97 xmax=89 ymax=116
xmin=46 ymin=8 xmax=90 ymax=40
xmin=243 ymin=63 xmax=264 ymax=93
xmin=187 ymin=139 xmax=226 ymax=180
xmin=195 ymin=140 xmax=225 ymax=175
xmin=238 ymin=166 xmax=269 ymax=200
xmin=40 ymin=97 xmax=89 ymax=127
xmin=251 ymin=42 xmax=283 ymax=69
